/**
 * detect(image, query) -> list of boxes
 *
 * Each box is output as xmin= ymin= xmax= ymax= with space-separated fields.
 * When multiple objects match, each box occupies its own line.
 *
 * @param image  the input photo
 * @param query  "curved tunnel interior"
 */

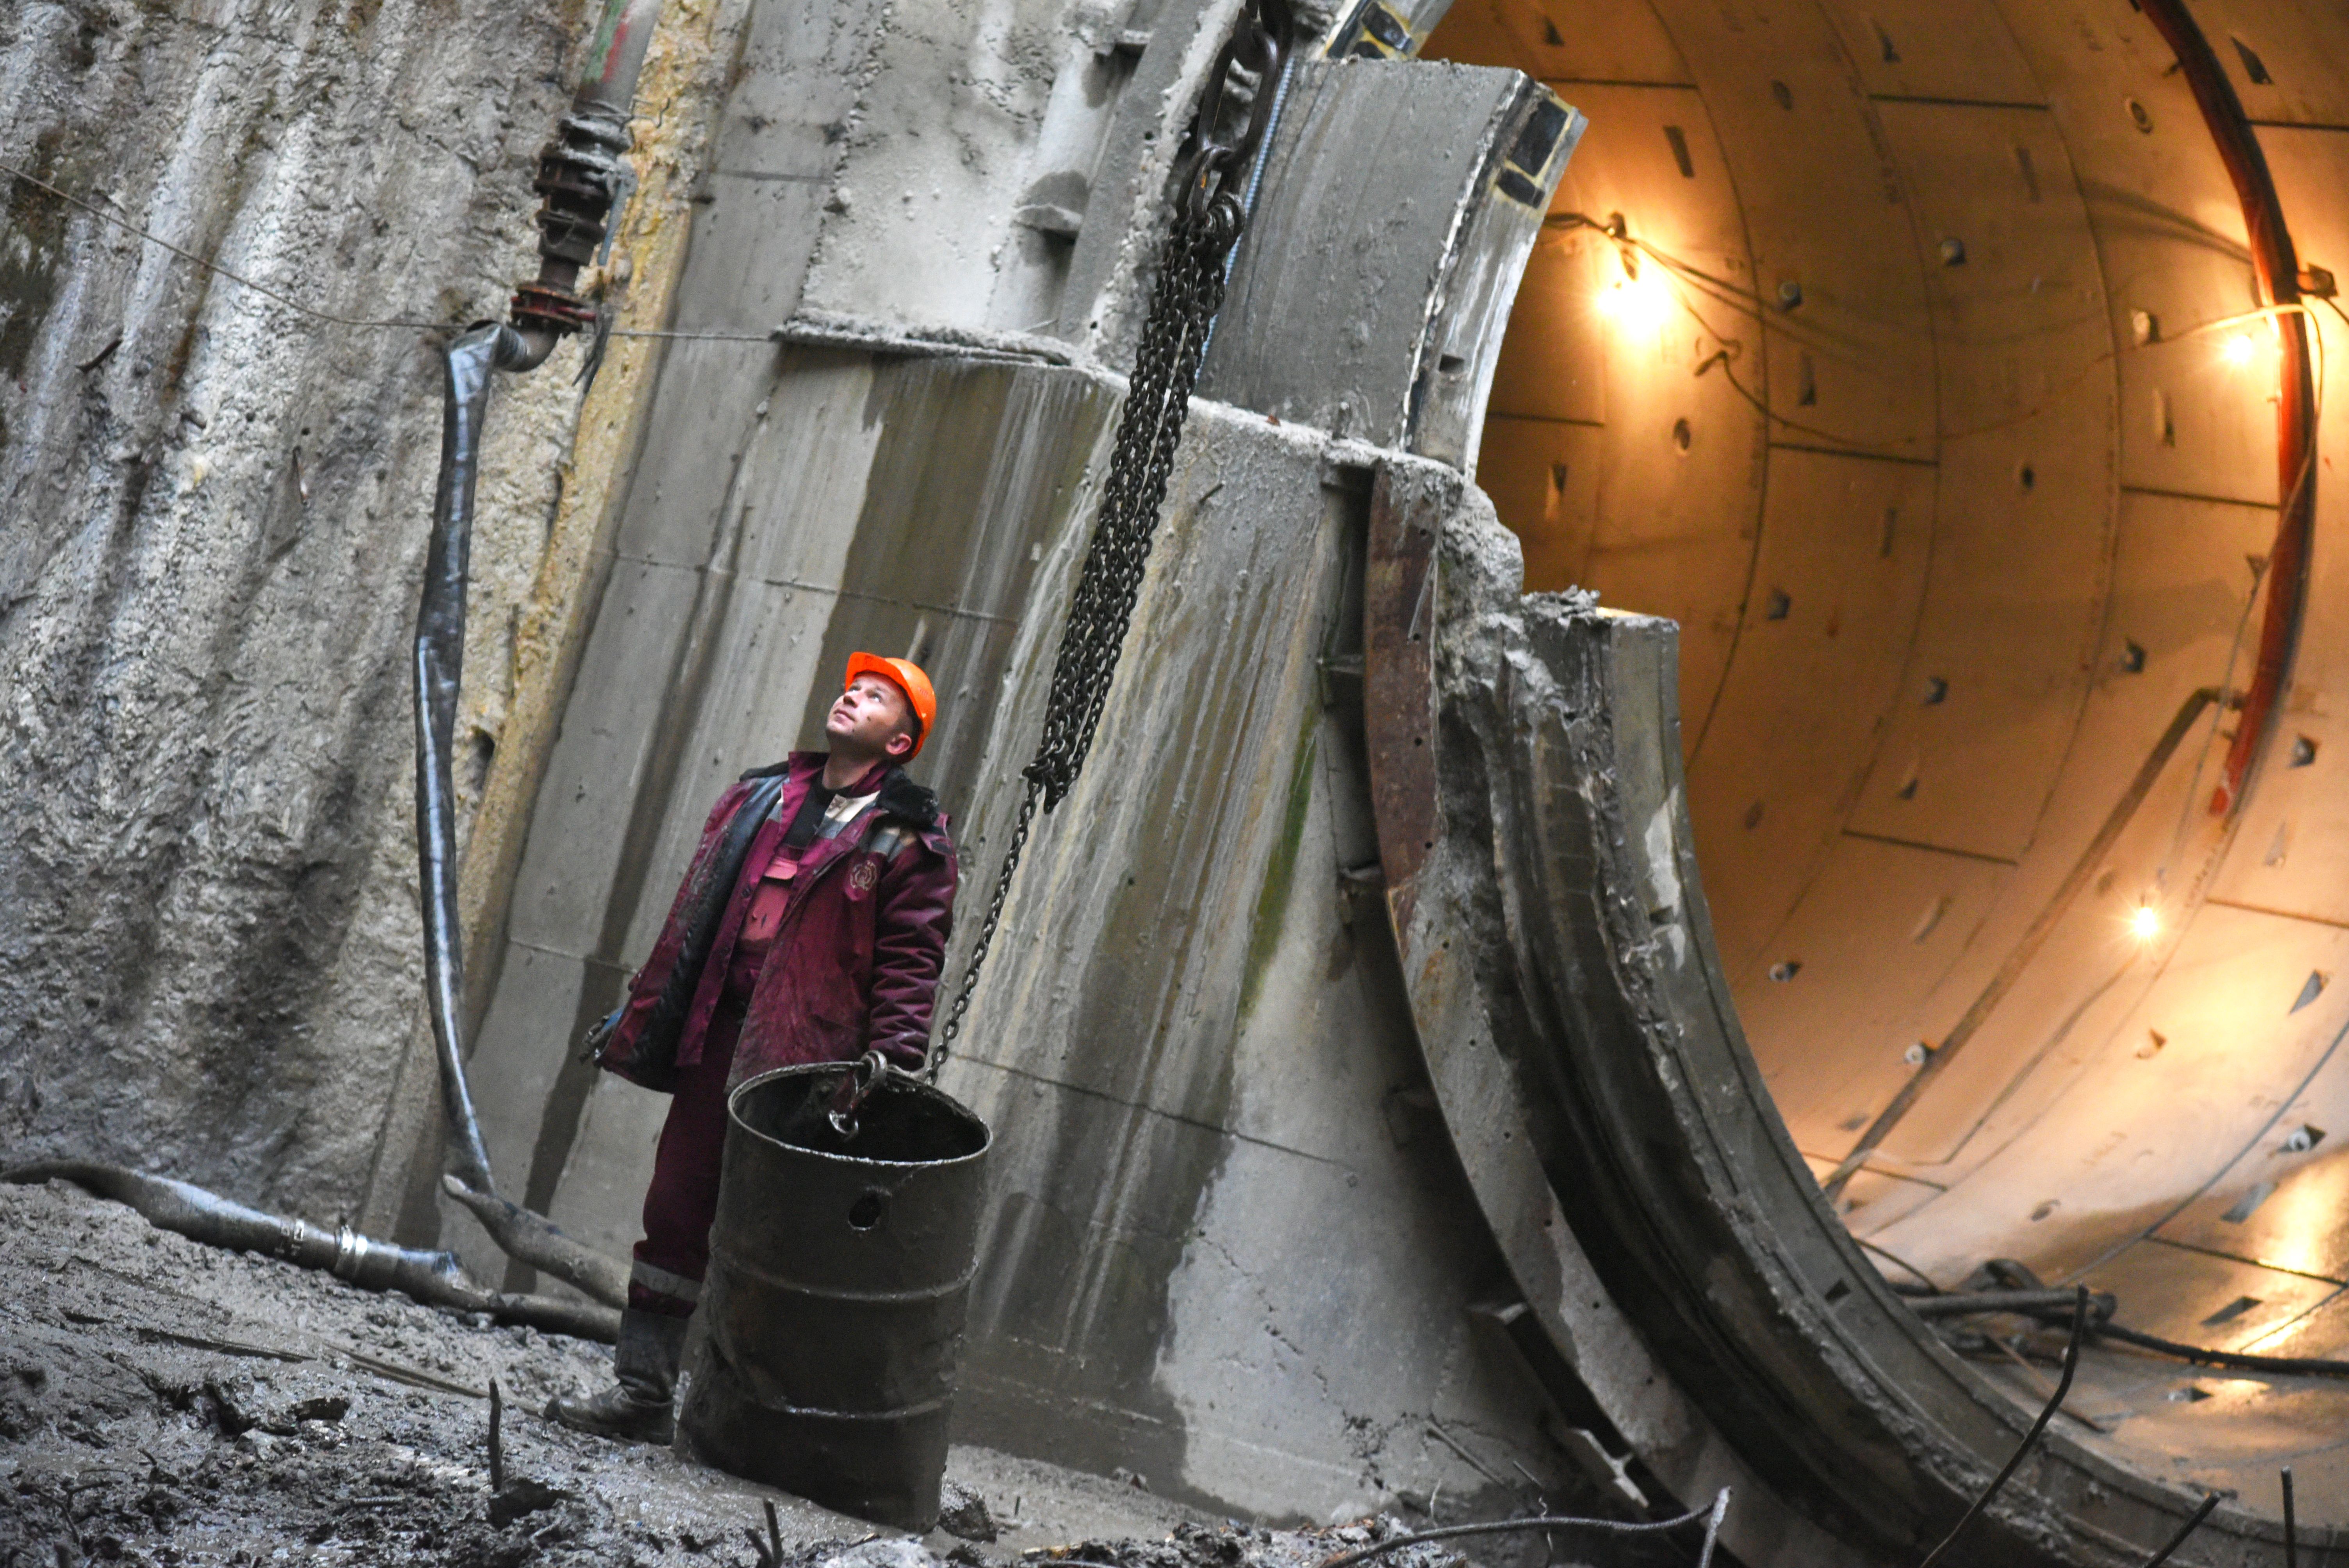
xmin=1428 ymin=0 xmax=2349 ymax=1522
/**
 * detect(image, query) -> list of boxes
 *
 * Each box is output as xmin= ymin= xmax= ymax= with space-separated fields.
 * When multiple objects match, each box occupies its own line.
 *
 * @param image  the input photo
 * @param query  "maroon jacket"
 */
xmin=597 ymin=753 xmax=958 ymax=1085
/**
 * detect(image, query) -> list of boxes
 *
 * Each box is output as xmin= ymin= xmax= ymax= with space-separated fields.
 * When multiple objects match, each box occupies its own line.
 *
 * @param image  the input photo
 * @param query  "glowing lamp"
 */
xmin=2130 ymin=902 xmax=2162 ymax=941
xmin=1598 ymin=267 xmax=1672 ymax=331
xmin=2222 ymin=333 xmax=2256 ymax=367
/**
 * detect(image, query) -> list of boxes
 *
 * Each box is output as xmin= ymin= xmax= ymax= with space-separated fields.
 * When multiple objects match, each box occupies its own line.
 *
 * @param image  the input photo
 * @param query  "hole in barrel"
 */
xmin=847 ymin=1190 xmax=887 ymax=1231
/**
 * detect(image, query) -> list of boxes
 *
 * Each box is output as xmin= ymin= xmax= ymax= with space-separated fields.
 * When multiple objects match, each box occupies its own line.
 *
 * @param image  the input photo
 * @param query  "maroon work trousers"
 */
xmin=628 ymin=995 xmax=746 ymax=1318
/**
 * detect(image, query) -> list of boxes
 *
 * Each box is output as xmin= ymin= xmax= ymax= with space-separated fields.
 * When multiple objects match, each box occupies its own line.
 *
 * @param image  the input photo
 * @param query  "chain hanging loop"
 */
xmin=924 ymin=0 xmax=1290 ymax=1081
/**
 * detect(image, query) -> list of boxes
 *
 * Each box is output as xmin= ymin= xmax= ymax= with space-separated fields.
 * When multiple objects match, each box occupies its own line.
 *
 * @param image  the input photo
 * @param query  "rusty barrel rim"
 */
xmin=726 ymin=1062 xmax=992 ymax=1171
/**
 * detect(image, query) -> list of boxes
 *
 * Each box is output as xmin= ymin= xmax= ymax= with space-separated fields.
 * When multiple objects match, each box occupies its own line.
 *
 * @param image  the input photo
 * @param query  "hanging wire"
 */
xmin=0 ymin=158 xmax=447 ymax=331
xmin=0 ymin=156 xmax=766 ymax=348
xmin=1554 ymin=207 xmax=2332 ymax=450
xmin=1854 ymin=1235 xmax=1941 ymax=1292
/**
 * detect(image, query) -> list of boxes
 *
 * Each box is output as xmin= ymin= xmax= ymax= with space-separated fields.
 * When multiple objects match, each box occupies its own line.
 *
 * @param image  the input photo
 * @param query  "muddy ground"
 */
xmin=0 ymin=1177 xmax=1549 ymax=1568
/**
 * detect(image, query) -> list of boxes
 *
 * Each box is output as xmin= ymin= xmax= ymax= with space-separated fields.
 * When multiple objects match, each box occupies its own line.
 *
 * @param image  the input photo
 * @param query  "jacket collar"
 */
xmin=740 ymin=752 xmax=939 ymax=830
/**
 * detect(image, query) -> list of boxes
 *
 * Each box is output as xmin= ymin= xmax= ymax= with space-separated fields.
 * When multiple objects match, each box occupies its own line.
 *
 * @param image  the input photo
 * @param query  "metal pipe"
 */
xmin=2136 ymin=0 xmax=2318 ymax=820
xmin=510 ymin=0 xmax=664 ymax=340
xmin=2140 ymin=1495 xmax=2223 ymax=1568
xmin=2283 ymin=1468 xmax=2298 ymax=1568
xmin=4 ymin=1161 xmax=618 ymax=1342
xmin=576 ymin=0 xmax=665 ymax=118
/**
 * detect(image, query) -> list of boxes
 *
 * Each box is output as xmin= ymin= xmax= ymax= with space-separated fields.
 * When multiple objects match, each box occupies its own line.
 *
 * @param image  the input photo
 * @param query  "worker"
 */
xmin=548 ymin=654 xmax=957 ymax=1443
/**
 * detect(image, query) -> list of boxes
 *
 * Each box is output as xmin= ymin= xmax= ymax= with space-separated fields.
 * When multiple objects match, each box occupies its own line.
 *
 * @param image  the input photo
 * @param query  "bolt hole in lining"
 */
xmin=1425 ymin=0 xmax=2349 ymax=1548
xmin=847 ymin=1190 xmax=886 ymax=1231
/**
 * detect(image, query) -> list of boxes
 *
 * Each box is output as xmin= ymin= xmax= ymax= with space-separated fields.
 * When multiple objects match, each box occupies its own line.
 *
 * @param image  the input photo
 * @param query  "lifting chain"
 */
xmin=923 ymin=0 xmax=1293 ymax=1082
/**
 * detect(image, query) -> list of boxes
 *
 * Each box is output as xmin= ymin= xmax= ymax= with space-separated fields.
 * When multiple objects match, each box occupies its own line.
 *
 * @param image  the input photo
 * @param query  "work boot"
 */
xmin=546 ymin=1307 xmax=688 ymax=1443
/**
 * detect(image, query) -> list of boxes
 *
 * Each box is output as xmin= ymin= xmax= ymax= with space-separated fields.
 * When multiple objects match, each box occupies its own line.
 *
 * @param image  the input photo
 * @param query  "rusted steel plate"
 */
xmin=1362 ymin=461 xmax=1444 ymax=935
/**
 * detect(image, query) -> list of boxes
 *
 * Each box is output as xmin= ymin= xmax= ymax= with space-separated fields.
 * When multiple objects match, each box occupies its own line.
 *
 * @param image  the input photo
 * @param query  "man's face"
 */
xmin=827 ymin=674 xmax=916 ymax=760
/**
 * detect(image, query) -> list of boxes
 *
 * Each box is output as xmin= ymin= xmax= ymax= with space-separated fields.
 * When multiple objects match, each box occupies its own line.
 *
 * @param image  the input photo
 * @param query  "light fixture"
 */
xmin=2222 ymin=332 xmax=2257 ymax=367
xmin=1598 ymin=259 xmax=1673 ymax=332
xmin=2130 ymin=900 xmax=2162 ymax=941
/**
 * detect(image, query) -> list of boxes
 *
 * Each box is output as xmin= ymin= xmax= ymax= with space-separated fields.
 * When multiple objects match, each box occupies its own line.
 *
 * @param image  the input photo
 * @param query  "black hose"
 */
xmin=1906 ymin=1289 xmax=2112 ymax=1319
xmin=441 ymin=1174 xmax=627 ymax=1309
xmin=2092 ymin=1320 xmax=2349 ymax=1378
xmin=6 ymin=1161 xmax=617 ymax=1342
xmin=415 ymin=322 xmax=540 ymax=1196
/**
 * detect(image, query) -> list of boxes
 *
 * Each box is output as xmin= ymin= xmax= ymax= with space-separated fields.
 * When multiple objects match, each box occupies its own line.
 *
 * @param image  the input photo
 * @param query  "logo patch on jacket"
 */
xmin=849 ymin=859 xmax=881 ymax=893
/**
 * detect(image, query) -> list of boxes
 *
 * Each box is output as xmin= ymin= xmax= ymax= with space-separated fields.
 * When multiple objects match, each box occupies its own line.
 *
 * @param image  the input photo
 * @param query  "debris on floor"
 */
xmin=0 ymin=1177 xmax=1516 ymax=1568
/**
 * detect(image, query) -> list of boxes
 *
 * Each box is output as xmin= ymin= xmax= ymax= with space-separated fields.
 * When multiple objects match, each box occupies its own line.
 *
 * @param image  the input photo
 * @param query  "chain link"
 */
xmin=926 ymin=146 xmax=1256 ymax=1080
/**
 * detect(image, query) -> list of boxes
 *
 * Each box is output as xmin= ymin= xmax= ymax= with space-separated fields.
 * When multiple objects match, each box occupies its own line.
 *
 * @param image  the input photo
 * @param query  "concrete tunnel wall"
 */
xmin=2 ymin=0 xmax=1599 ymax=1527
xmin=469 ymin=361 xmax=1579 ymax=1519
xmin=433 ymin=0 xmax=1596 ymax=1530
xmin=1428 ymin=0 xmax=2349 ymax=1533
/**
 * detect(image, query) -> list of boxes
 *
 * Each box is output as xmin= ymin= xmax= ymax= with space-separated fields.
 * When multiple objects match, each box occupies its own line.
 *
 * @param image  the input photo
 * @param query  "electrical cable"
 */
xmin=0 ymin=157 xmax=776 ymax=351
xmin=2093 ymin=1321 xmax=2349 ymax=1379
xmin=1312 ymin=1491 xmax=1731 ymax=1568
xmin=1914 ymin=1289 xmax=2089 ymax=1568
xmin=1909 ymin=1289 xmax=2088 ymax=1568
xmin=1855 ymin=1236 xmax=1942 ymax=1292
xmin=1919 ymin=1278 xmax=2349 ymax=1379
xmin=1556 ymin=207 xmax=2331 ymax=452
xmin=15 ymin=149 xmax=2325 ymax=424
xmin=0 ymin=157 xmax=1078 ymax=363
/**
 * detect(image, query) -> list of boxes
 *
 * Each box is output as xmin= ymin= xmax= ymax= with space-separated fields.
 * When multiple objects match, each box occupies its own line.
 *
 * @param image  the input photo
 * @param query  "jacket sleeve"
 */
xmin=603 ymin=784 xmax=748 ymax=1054
xmin=864 ymin=831 xmax=959 ymax=1069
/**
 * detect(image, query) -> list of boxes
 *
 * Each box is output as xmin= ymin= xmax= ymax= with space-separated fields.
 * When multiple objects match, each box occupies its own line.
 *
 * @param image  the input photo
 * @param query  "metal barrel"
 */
xmin=677 ymin=1063 xmax=991 ymax=1531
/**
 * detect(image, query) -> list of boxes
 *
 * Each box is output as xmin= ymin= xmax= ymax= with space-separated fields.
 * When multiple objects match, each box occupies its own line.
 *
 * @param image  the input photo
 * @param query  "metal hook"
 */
xmin=827 ymin=1050 xmax=893 ymax=1139
xmin=1174 ymin=0 xmax=1292 ymax=250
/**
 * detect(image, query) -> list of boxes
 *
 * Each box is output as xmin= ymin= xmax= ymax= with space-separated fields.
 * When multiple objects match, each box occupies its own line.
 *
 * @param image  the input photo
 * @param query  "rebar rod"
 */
xmin=2141 ymin=1495 xmax=2222 ymax=1568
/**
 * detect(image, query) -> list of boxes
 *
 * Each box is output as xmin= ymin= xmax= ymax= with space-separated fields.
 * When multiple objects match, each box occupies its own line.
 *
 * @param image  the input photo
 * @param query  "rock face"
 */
xmin=0 ymin=0 xmax=724 ymax=1212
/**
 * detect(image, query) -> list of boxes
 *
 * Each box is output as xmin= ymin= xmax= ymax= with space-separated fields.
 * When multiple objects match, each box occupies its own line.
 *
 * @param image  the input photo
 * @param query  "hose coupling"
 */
xmin=511 ymin=107 xmax=633 ymax=339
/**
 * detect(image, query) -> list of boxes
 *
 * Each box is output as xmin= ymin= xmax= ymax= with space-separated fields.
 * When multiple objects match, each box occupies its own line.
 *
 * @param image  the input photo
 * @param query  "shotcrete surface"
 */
xmin=0 ymin=0 xmax=741 ymax=1232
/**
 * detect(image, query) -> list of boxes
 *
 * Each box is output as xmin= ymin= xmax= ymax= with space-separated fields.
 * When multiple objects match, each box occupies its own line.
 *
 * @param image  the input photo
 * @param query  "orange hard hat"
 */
xmin=844 ymin=652 xmax=938 ymax=758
